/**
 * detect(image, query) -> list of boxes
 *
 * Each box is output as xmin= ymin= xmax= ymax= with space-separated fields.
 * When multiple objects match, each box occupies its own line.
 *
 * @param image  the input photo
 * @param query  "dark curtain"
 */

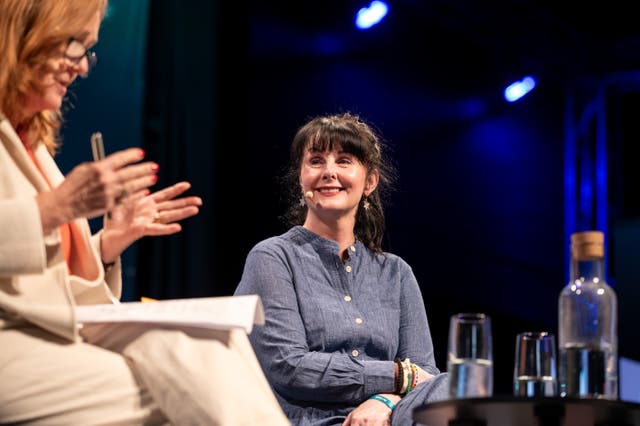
xmin=137 ymin=1 xmax=249 ymax=299
xmin=59 ymin=0 xmax=149 ymax=301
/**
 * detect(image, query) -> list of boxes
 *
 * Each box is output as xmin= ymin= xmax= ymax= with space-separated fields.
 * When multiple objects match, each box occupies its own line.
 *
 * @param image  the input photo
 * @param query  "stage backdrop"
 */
xmin=57 ymin=0 xmax=149 ymax=301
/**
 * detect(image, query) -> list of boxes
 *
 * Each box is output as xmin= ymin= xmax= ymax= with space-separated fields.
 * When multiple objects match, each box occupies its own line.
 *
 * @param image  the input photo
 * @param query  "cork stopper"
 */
xmin=571 ymin=231 xmax=604 ymax=260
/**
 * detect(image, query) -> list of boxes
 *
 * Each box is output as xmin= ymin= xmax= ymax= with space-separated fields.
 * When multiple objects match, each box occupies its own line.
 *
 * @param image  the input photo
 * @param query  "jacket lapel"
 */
xmin=0 ymin=113 xmax=51 ymax=192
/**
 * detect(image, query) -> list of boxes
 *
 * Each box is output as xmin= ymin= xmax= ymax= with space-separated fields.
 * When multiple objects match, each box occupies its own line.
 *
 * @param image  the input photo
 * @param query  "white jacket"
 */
xmin=0 ymin=111 xmax=121 ymax=342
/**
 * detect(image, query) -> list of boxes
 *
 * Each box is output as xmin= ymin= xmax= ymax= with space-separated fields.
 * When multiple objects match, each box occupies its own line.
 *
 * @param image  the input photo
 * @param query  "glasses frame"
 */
xmin=64 ymin=38 xmax=97 ymax=78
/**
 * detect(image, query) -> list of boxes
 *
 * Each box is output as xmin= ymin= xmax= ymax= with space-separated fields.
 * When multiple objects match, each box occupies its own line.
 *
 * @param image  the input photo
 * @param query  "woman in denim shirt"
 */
xmin=235 ymin=112 xmax=448 ymax=425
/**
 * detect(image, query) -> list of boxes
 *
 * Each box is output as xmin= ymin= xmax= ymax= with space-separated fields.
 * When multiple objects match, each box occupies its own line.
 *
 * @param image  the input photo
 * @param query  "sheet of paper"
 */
xmin=75 ymin=294 xmax=264 ymax=334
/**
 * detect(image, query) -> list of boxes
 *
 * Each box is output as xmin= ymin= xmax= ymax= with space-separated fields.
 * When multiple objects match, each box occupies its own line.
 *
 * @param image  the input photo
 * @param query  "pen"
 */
xmin=90 ymin=131 xmax=104 ymax=162
xmin=90 ymin=132 xmax=110 ymax=219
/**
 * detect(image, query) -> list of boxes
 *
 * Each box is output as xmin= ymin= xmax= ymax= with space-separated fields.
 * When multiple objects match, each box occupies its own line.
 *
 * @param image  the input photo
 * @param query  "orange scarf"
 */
xmin=20 ymin=139 xmax=72 ymax=270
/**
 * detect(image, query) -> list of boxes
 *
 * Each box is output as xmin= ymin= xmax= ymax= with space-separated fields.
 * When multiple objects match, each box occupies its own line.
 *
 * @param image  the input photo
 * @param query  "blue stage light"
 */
xmin=504 ymin=76 xmax=536 ymax=102
xmin=355 ymin=1 xmax=389 ymax=30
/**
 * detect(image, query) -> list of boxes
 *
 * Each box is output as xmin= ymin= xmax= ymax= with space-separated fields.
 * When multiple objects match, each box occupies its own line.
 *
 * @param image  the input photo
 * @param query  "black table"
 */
xmin=413 ymin=396 xmax=640 ymax=426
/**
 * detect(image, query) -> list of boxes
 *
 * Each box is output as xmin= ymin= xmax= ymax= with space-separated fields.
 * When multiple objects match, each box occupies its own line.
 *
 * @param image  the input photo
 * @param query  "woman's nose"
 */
xmin=67 ymin=56 xmax=89 ymax=77
xmin=77 ymin=56 xmax=90 ymax=76
xmin=321 ymin=162 xmax=338 ymax=179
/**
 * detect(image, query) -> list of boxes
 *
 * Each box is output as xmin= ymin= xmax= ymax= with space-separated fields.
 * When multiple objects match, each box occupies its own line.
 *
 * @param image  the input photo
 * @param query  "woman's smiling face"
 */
xmin=21 ymin=10 xmax=101 ymax=118
xmin=301 ymin=146 xmax=378 ymax=221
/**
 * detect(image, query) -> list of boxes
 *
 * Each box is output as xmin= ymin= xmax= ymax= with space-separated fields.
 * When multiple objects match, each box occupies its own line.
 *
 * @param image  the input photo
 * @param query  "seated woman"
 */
xmin=235 ymin=112 xmax=449 ymax=425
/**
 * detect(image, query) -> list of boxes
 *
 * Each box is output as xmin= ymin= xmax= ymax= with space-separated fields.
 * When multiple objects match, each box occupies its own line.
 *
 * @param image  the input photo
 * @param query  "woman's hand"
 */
xmin=342 ymin=394 xmax=400 ymax=426
xmin=99 ymin=181 xmax=202 ymax=264
xmin=37 ymin=148 xmax=156 ymax=234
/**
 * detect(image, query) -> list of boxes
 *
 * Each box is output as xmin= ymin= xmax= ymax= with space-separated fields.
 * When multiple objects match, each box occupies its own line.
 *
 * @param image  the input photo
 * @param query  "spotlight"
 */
xmin=355 ymin=1 xmax=389 ymax=30
xmin=504 ymin=76 xmax=536 ymax=102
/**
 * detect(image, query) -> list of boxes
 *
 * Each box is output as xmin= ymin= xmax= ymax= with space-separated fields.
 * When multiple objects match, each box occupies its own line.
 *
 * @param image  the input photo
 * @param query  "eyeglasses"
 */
xmin=64 ymin=39 xmax=97 ymax=78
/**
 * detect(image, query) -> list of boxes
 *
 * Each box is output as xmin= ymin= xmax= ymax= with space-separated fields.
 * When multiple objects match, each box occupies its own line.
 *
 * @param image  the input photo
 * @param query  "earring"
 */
xmin=362 ymin=196 xmax=370 ymax=210
xmin=299 ymin=195 xmax=306 ymax=207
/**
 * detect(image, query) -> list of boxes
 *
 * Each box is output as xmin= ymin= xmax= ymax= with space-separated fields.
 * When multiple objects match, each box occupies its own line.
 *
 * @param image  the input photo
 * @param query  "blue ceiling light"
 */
xmin=503 ymin=76 xmax=536 ymax=102
xmin=355 ymin=1 xmax=389 ymax=30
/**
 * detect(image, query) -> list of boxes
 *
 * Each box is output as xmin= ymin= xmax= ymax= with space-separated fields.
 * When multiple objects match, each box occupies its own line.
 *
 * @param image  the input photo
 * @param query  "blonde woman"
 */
xmin=0 ymin=0 xmax=288 ymax=424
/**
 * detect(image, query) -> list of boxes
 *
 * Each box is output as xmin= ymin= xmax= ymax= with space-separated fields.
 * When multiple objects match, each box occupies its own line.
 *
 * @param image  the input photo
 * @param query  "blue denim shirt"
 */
xmin=234 ymin=226 xmax=447 ymax=425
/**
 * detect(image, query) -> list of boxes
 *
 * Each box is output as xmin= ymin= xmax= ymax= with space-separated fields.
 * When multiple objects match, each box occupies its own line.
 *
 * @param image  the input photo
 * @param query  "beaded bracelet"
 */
xmin=393 ymin=358 xmax=403 ymax=393
xmin=403 ymin=358 xmax=415 ymax=394
xmin=399 ymin=359 xmax=410 ymax=394
xmin=410 ymin=362 xmax=419 ymax=392
xmin=393 ymin=358 xmax=402 ymax=393
xmin=368 ymin=394 xmax=396 ymax=411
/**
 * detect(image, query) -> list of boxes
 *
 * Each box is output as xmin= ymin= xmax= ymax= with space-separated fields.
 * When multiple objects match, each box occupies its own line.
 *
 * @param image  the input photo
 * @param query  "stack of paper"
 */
xmin=75 ymin=294 xmax=264 ymax=334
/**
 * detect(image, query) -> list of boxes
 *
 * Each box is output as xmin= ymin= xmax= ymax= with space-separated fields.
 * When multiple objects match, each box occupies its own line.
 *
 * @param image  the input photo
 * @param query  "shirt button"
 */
xmin=345 ymin=265 xmax=352 ymax=273
xmin=350 ymin=245 xmax=356 ymax=252
xmin=344 ymin=295 xmax=352 ymax=302
xmin=352 ymin=350 xmax=359 ymax=357
xmin=355 ymin=318 xmax=363 ymax=324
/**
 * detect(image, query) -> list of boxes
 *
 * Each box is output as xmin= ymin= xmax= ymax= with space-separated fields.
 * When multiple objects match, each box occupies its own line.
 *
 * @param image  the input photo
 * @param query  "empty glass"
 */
xmin=447 ymin=313 xmax=493 ymax=398
xmin=513 ymin=331 xmax=557 ymax=397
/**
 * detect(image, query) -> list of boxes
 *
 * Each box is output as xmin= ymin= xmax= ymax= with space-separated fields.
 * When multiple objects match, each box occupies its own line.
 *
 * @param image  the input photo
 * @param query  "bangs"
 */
xmin=306 ymin=127 xmax=367 ymax=160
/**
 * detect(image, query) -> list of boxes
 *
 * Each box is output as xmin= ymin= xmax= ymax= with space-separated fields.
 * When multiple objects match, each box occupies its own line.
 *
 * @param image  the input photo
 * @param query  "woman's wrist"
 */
xmin=394 ymin=358 xmax=422 ymax=395
xmin=368 ymin=394 xmax=396 ymax=411
xmin=99 ymin=230 xmax=124 ymax=266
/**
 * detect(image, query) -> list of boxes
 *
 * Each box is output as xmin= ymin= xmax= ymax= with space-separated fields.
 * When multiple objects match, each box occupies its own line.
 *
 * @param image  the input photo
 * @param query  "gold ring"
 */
xmin=153 ymin=212 xmax=161 ymax=223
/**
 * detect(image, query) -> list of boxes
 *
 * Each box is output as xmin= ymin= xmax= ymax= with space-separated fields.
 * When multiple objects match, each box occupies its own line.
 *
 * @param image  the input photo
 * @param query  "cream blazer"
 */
xmin=0 ymin=112 xmax=122 ymax=342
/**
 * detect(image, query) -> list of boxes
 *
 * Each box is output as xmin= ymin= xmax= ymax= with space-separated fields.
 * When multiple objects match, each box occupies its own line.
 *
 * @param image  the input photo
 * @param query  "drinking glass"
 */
xmin=513 ymin=331 xmax=558 ymax=397
xmin=447 ymin=313 xmax=493 ymax=398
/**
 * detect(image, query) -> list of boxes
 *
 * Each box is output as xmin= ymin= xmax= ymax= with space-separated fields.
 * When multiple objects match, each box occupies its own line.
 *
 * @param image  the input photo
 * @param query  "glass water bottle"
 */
xmin=558 ymin=230 xmax=618 ymax=399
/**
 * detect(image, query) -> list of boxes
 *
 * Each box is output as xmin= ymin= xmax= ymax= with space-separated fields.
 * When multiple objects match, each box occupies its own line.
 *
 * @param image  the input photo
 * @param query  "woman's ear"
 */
xmin=364 ymin=170 xmax=379 ymax=196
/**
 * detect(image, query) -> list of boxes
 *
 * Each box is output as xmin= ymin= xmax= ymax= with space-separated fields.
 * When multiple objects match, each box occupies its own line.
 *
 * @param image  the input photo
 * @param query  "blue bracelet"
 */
xmin=368 ymin=394 xmax=396 ymax=411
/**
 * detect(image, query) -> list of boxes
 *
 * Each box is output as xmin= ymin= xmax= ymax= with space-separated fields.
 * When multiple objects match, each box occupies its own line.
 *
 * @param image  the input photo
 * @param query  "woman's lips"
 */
xmin=55 ymin=80 xmax=68 ymax=95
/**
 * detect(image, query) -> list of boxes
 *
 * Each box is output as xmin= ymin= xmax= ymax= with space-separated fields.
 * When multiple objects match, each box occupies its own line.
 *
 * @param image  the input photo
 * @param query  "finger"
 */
xmin=342 ymin=412 xmax=351 ymax=426
xmin=92 ymin=155 xmax=151 ymax=207
xmin=155 ymin=205 xmax=200 ymax=224
xmin=103 ymin=148 xmax=146 ymax=170
xmin=156 ymin=196 xmax=203 ymax=213
xmin=116 ymin=162 xmax=158 ymax=193
xmin=151 ymin=181 xmax=192 ymax=203
xmin=145 ymin=223 xmax=182 ymax=237
xmin=116 ymin=161 xmax=159 ymax=180
xmin=119 ymin=174 xmax=158 ymax=200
